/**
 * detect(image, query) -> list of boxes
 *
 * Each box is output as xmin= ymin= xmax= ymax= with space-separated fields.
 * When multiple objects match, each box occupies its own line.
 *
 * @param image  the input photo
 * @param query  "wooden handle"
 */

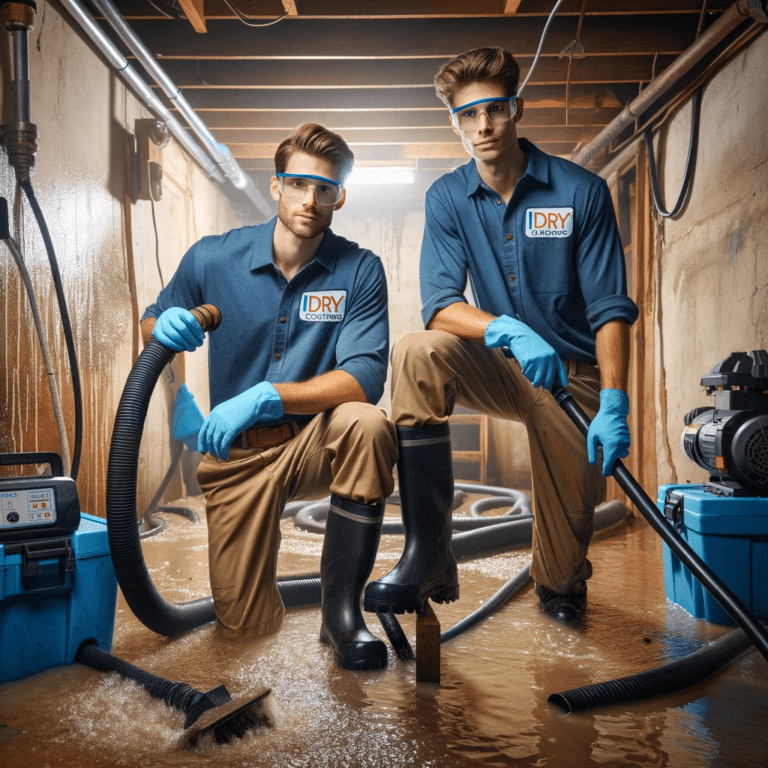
xmin=189 ymin=304 xmax=221 ymax=332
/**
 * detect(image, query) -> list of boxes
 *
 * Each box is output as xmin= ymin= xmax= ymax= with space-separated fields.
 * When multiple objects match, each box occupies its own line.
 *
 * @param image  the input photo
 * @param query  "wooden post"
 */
xmin=416 ymin=603 xmax=441 ymax=684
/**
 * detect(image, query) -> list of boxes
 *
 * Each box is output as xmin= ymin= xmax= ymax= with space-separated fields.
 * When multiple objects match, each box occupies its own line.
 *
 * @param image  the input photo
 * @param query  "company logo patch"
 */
xmin=525 ymin=207 xmax=574 ymax=238
xmin=300 ymin=290 xmax=347 ymax=322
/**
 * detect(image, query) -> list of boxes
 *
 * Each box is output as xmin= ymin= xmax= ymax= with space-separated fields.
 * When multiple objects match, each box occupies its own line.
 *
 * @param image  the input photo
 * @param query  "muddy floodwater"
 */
xmin=1 ymin=493 xmax=767 ymax=767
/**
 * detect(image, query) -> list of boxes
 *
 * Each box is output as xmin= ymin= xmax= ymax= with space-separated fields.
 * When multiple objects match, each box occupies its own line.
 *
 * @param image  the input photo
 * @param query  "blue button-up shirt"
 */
xmin=142 ymin=218 xmax=389 ymax=422
xmin=420 ymin=139 xmax=639 ymax=362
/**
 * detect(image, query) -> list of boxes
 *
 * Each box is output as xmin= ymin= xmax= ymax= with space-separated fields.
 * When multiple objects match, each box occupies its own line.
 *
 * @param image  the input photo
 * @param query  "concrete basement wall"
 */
xmin=0 ymin=4 xmax=245 ymax=516
xmin=649 ymin=28 xmax=768 ymax=486
xmin=337 ymin=185 xmax=533 ymax=490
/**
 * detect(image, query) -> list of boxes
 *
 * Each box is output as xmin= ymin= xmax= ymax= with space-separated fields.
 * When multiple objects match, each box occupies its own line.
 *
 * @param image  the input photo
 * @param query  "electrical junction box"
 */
xmin=657 ymin=483 xmax=768 ymax=625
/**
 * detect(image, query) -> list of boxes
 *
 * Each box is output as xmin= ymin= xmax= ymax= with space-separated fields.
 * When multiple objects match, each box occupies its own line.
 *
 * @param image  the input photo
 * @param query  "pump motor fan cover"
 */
xmin=681 ymin=351 xmax=768 ymax=496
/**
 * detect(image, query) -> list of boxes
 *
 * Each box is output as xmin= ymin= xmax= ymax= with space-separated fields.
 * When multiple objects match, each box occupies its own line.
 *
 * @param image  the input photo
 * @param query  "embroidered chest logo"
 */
xmin=300 ymin=290 xmax=347 ymax=322
xmin=525 ymin=207 xmax=574 ymax=238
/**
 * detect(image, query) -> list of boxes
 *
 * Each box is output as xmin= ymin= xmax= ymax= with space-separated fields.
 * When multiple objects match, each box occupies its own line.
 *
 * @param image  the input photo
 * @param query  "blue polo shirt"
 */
xmin=142 ymin=217 xmax=389 ymax=422
xmin=420 ymin=138 xmax=639 ymax=362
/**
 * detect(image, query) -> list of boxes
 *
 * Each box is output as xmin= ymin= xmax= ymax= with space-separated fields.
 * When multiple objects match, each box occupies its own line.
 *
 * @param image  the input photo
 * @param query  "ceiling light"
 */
xmin=345 ymin=166 xmax=415 ymax=186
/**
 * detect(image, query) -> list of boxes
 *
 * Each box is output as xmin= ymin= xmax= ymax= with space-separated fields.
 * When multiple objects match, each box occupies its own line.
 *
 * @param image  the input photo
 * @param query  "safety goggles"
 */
xmin=276 ymin=173 xmax=343 ymax=206
xmin=450 ymin=96 xmax=518 ymax=133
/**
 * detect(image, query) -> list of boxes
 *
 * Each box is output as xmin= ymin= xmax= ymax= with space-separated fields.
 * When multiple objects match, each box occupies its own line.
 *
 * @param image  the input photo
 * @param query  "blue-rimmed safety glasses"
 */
xmin=276 ymin=172 xmax=343 ymax=207
xmin=450 ymin=96 xmax=518 ymax=133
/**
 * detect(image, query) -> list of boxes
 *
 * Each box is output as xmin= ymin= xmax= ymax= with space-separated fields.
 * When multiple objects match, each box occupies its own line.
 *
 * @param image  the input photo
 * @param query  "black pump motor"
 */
xmin=681 ymin=350 xmax=768 ymax=496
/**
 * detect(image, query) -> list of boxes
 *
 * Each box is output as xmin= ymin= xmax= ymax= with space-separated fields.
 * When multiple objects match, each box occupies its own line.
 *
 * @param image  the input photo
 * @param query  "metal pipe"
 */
xmin=58 ymin=0 xmax=225 ymax=184
xmin=87 ymin=0 xmax=270 ymax=214
xmin=11 ymin=28 xmax=30 ymax=123
xmin=2 ymin=8 xmax=38 ymax=183
xmin=572 ymin=0 xmax=768 ymax=168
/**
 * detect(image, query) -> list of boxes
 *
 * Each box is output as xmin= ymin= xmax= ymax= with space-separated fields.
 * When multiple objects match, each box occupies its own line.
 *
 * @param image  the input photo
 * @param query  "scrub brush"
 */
xmin=75 ymin=642 xmax=271 ymax=748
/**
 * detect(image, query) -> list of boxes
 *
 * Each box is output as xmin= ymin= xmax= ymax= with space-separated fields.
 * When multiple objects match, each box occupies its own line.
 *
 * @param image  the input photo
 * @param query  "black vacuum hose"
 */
xmin=20 ymin=180 xmax=83 ymax=480
xmin=441 ymin=564 xmax=532 ymax=644
xmin=554 ymin=387 xmax=768 ymax=665
xmin=549 ymin=626 xmax=754 ymax=712
xmin=107 ymin=305 xmax=320 ymax=637
xmin=375 ymin=500 xmax=626 ymax=653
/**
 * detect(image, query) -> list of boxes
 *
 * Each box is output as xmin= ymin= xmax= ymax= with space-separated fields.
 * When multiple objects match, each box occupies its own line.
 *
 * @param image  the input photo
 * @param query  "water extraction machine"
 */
xmin=0 ymin=1 xmax=272 ymax=746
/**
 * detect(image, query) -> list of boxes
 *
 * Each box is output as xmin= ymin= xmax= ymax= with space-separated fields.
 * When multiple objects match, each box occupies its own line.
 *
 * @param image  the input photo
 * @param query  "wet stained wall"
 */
xmin=1 ymin=7 xmax=767 ymax=509
xmin=645 ymin=29 xmax=768 ymax=486
xmin=0 ymin=3 xmax=245 ymax=516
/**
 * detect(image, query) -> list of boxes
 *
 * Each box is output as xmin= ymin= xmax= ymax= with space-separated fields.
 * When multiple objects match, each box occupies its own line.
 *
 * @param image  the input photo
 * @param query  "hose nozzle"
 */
xmin=189 ymin=304 xmax=222 ymax=333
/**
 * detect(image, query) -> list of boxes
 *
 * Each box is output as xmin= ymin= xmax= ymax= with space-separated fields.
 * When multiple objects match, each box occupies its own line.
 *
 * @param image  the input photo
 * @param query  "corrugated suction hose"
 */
xmin=549 ymin=626 xmax=754 ymax=712
xmin=106 ymin=305 xmax=320 ymax=637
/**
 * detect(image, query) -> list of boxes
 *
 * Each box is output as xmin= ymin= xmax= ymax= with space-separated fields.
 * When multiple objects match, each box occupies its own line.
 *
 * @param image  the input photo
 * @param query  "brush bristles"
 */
xmin=181 ymin=688 xmax=272 ymax=749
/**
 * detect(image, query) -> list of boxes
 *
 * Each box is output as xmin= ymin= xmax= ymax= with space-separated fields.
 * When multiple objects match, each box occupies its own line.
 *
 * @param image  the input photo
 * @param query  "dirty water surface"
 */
xmin=1 ymin=493 xmax=767 ymax=767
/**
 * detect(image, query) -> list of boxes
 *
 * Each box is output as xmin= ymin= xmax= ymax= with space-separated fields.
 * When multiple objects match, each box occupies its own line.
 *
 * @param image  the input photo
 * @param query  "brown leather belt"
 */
xmin=564 ymin=359 xmax=600 ymax=379
xmin=239 ymin=421 xmax=303 ymax=450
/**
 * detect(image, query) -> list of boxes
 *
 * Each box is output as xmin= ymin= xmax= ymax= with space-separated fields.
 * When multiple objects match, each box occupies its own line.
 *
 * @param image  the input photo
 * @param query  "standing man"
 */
xmin=141 ymin=124 xmax=397 ymax=670
xmin=364 ymin=48 xmax=638 ymax=622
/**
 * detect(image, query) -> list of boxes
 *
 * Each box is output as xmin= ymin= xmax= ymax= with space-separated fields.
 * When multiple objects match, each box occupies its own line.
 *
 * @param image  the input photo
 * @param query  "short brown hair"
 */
xmin=274 ymin=123 xmax=355 ymax=185
xmin=434 ymin=47 xmax=521 ymax=109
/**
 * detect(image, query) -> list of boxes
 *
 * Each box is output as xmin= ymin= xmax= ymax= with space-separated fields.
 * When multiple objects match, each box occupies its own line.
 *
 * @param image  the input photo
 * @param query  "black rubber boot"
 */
xmin=320 ymin=495 xmax=388 ymax=671
xmin=535 ymin=583 xmax=587 ymax=622
xmin=363 ymin=423 xmax=459 ymax=614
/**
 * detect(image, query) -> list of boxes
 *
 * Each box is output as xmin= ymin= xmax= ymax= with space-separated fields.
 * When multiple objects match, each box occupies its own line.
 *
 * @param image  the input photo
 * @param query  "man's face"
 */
xmin=270 ymin=151 xmax=345 ymax=241
xmin=450 ymin=77 xmax=523 ymax=164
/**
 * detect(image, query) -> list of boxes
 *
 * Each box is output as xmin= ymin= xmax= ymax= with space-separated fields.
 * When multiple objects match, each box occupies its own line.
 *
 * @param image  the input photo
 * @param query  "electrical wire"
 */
xmin=517 ymin=0 xmax=565 ymax=98
xmin=643 ymin=0 xmax=707 ymax=219
xmin=222 ymin=1 xmax=289 ymax=27
xmin=19 ymin=180 xmax=83 ymax=481
xmin=145 ymin=0 xmax=183 ymax=19
xmin=644 ymin=90 xmax=701 ymax=218
xmin=601 ymin=13 xmax=761 ymax=172
xmin=3 ymin=237 xmax=72 ymax=474
xmin=560 ymin=0 xmax=587 ymax=128
xmin=195 ymin=60 xmax=209 ymax=86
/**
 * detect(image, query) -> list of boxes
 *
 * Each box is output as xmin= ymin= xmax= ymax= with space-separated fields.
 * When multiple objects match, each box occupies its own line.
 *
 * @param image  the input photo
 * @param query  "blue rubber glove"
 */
xmin=171 ymin=383 xmax=204 ymax=452
xmin=587 ymin=388 xmax=630 ymax=476
xmin=198 ymin=381 xmax=284 ymax=460
xmin=485 ymin=315 xmax=568 ymax=391
xmin=152 ymin=307 xmax=205 ymax=352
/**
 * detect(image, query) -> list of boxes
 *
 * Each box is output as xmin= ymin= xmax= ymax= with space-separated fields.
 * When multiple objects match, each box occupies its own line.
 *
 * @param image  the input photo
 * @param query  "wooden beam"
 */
xmin=187 ymin=106 xmax=620 ymax=130
xmin=503 ymin=0 xmax=523 ymax=13
xmin=127 ymin=17 xmax=696 ymax=59
xmin=154 ymin=55 xmax=677 ymax=89
xmin=282 ymin=0 xmax=299 ymax=15
xmin=177 ymin=0 xmax=206 ymax=32
xmin=212 ymin=124 xmax=604 ymax=145
xmin=227 ymin=139 xmax=584 ymax=162
xmin=115 ymin=0 xmax=731 ymax=19
xmin=174 ymin=84 xmax=622 ymax=111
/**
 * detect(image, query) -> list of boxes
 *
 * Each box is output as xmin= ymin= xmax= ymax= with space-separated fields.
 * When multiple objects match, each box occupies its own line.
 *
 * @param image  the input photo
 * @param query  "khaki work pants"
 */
xmin=390 ymin=331 xmax=605 ymax=596
xmin=197 ymin=402 xmax=397 ymax=639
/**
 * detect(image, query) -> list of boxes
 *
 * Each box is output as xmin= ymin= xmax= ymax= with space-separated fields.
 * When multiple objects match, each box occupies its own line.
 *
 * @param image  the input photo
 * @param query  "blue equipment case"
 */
xmin=0 ymin=513 xmax=117 ymax=683
xmin=657 ymin=483 xmax=768 ymax=625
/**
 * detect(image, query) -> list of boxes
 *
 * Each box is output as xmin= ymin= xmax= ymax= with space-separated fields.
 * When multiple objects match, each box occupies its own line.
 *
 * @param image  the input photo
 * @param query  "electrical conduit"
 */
xmin=58 ymin=0 xmax=225 ymax=185
xmin=571 ymin=0 xmax=768 ymax=168
xmin=86 ymin=0 xmax=271 ymax=216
